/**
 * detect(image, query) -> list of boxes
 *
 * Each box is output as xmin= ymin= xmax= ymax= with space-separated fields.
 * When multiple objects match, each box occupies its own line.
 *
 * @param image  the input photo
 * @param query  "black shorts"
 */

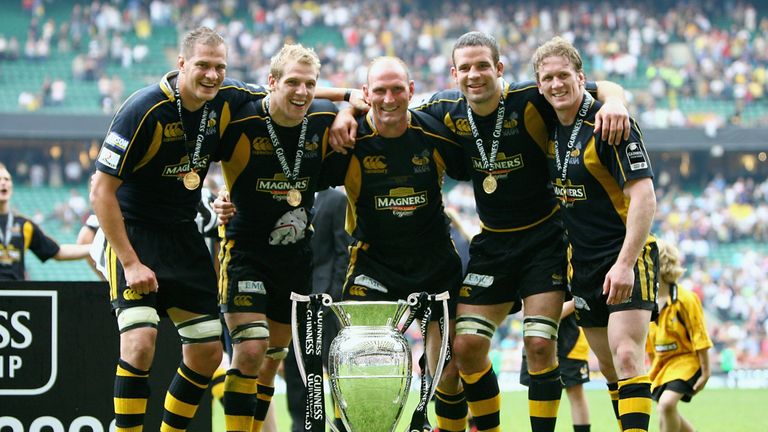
xmin=107 ymin=221 xmax=218 ymax=316
xmin=570 ymin=243 xmax=659 ymax=327
xmin=519 ymin=355 xmax=589 ymax=388
xmin=218 ymin=238 xmax=312 ymax=324
xmin=459 ymin=218 xmax=567 ymax=308
xmin=651 ymin=369 xmax=701 ymax=403
xmin=342 ymin=239 xmax=461 ymax=321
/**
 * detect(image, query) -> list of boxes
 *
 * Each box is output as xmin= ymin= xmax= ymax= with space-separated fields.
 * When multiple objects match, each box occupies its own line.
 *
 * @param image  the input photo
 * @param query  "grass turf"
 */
xmin=212 ymin=387 xmax=766 ymax=431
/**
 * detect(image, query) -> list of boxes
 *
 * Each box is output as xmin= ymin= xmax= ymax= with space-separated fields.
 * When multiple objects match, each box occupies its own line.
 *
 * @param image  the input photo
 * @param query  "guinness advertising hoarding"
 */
xmin=0 ymin=282 xmax=211 ymax=431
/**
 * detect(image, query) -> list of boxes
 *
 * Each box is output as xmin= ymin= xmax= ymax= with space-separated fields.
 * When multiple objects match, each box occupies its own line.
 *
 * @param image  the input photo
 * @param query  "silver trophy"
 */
xmin=291 ymin=292 xmax=450 ymax=432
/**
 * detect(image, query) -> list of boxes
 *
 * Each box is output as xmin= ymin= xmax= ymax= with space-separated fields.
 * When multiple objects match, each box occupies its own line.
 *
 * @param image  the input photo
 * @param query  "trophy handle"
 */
xmin=289 ymin=292 xmax=342 ymax=432
xmin=405 ymin=291 xmax=451 ymax=415
xmin=430 ymin=291 xmax=451 ymax=405
xmin=290 ymin=292 xmax=310 ymax=386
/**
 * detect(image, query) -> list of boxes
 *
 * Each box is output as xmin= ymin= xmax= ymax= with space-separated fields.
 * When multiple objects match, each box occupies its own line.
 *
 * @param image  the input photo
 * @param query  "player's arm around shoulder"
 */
xmin=412 ymin=109 xmax=469 ymax=181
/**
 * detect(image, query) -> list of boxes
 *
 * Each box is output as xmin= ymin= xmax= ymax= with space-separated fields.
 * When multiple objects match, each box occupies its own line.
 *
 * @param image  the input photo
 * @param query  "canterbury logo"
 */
xmin=443 ymin=114 xmax=472 ymax=135
xmin=233 ymin=295 xmax=253 ymax=306
xmin=459 ymin=286 xmax=472 ymax=297
xmin=163 ymin=122 xmax=184 ymax=139
xmin=252 ymin=137 xmax=273 ymax=153
xmin=348 ymin=286 xmax=367 ymax=297
xmin=362 ymin=155 xmax=387 ymax=170
xmin=123 ymin=288 xmax=144 ymax=301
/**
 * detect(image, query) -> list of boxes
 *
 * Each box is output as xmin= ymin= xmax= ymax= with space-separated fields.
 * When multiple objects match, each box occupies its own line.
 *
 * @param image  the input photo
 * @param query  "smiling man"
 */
xmin=318 ymin=56 xmax=469 ymax=432
xmin=213 ymin=43 xmax=341 ymax=432
xmin=89 ymin=26 xmax=266 ymax=432
xmin=533 ymin=36 xmax=657 ymax=432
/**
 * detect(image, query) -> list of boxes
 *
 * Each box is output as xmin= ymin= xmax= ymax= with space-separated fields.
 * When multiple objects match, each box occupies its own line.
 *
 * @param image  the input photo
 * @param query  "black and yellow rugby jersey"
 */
xmin=218 ymin=98 xmax=339 ymax=243
xmin=95 ymin=71 xmax=266 ymax=224
xmin=646 ymin=284 xmax=712 ymax=388
xmin=0 ymin=212 xmax=60 ymax=280
xmin=415 ymin=80 xmax=598 ymax=231
xmin=546 ymin=97 xmax=654 ymax=262
xmin=322 ymin=109 xmax=466 ymax=249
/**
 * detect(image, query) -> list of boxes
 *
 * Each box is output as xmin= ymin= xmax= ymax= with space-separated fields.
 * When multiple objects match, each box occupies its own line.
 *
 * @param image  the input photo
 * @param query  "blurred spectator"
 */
xmin=17 ymin=90 xmax=40 ymax=111
xmin=64 ymin=160 xmax=82 ymax=184
xmin=49 ymin=77 xmax=66 ymax=105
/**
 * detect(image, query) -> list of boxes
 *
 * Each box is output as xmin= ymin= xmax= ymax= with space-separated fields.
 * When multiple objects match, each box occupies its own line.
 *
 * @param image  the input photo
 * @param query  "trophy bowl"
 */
xmin=290 ymin=292 xmax=450 ymax=432
xmin=328 ymin=301 xmax=412 ymax=432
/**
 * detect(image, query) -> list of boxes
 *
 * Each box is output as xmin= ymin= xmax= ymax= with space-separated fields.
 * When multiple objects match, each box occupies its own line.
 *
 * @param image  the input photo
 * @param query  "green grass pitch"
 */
xmin=213 ymin=387 xmax=766 ymax=431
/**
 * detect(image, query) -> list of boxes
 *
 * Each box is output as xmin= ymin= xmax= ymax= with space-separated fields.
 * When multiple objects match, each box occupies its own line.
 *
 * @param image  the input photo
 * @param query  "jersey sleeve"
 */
xmin=26 ymin=221 xmax=61 ymax=262
xmin=318 ymin=150 xmax=351 ymax=189
xmin=223 ymin=80 xmax=268 ymax=111
xmin=216 ymin=101 xmax=254 ymax=162
xmin=600 ymin=119 xmax=653 ymax=188
xmin=95 ymin=97 xmax=156 ymax=179
xmin=681 ymin=291 xmax=714 ymax=352
xmin=415 ymin=110 xmax=469 ymax=181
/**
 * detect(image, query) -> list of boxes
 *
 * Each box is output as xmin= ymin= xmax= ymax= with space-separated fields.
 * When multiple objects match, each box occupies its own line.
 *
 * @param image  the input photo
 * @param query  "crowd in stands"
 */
xmin=1 ymin=0 xmax=767 ymax=126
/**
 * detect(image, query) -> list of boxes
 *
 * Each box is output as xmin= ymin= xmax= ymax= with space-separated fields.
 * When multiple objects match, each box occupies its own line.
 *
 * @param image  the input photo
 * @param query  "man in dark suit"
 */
xmin=285 ymin=187 xmax=352 ymax=432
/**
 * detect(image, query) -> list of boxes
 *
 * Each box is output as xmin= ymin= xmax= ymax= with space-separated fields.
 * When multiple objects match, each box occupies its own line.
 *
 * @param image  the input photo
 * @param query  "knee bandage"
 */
xmin=116 ymin=306 xmax=160 ymax=333
xmin=265 ymin=347 xmax=289 ymax=360
xmin=229 ymin=321 xmax=269 ymax=344
xmin=523 ymin=315 xmax=559 ymax=340
xmin=455 ymin=314 xmax=497 ymax=341
xmin=174 ymin=314 xmax=222 ymax=344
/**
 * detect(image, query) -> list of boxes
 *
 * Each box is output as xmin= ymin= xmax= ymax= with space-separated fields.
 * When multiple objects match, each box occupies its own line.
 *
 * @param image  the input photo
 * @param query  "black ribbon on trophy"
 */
xmin=403 ymin=292 xmax=433 ymax=432
xmin=300 ymin=294 xmax=326 ymax=432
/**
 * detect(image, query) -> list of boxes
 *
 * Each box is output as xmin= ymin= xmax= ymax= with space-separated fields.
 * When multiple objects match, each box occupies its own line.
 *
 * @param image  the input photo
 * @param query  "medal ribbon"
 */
xmin=301 ymin=294 xmax=326 ymax=432
xmin=264 ymin=95 xmax=308 ymax=184
xmin=466 ymin=97 xmax=505 ymax=176
xmin=554 ymin=92 xmax=593 ymax=184
xmin=174 ymin=77 xmax=209 ymax=173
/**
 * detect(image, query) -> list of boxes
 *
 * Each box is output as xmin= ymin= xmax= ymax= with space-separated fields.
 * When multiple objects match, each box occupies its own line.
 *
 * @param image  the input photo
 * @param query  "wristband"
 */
xmin=343 ymin=89 xmax=352 ymax=102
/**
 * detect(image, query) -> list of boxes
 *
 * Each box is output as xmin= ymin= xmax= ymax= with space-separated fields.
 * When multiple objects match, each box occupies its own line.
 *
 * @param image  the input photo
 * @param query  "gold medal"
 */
xmin=482 ymin=174 xmax=497 ymax=194
xmin=286 ymin=188 xmax=302 ymax=207
xmin=183 ymin=171 xmax=200 ymax=190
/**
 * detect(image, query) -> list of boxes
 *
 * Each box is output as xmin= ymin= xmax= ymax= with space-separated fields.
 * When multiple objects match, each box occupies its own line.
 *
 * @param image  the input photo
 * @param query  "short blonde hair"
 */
xmin=657 ymin=239 xmax=686 ymax=284
xmin=180 ymin=26 xmax=226 ymax=59
xmin=532 ymin=36 xmax=583 ymax=79
xmin=269 ymin=44 xmax=321 ymax=81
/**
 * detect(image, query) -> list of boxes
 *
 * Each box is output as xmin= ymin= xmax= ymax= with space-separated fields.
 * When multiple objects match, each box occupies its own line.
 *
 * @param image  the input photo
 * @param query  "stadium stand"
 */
xmin=1 ymin=0 xmax=767 ymax=126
